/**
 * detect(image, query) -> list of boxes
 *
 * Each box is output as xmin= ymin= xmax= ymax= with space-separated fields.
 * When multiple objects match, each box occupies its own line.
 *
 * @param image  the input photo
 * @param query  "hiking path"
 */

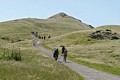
xmin=33 ymin=39 xmax=120 ymax=80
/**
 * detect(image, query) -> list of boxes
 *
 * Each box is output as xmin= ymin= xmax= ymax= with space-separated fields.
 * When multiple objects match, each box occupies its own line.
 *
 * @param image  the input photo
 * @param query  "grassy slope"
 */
xmin=0 ymin=40 xmax=83 ymax=80
xmin=0 ymin=16 xmax=92 ymax=45
xmin=44 ymin=25 xmax=120 ymax=75
xmin=0 ymin=16 xmax=87 ymax=80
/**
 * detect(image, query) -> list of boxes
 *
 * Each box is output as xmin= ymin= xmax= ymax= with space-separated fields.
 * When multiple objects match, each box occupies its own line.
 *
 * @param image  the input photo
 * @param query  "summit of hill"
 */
xmin=48 ymin=12 xmax=82 ymax=22
xmin=48 ymin=12 xmax=94 ymax=29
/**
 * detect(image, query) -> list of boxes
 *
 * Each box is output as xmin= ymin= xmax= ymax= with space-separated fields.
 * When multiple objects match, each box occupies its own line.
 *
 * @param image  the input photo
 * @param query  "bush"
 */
xmin=1 ymin=37 xmax=9 ymax=41
xmin=0 ymin=47 xmax=22 ymax=61
xmin=89 ymin=30 xmax=119 ymax=40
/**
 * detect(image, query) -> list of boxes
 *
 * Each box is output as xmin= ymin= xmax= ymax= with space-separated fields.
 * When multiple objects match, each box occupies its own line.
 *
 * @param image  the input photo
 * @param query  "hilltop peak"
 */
xmin=48 ymin=12 xmax=71 ymax=19
xmin=58 ymin=12 xmax=68 ymax=17
xmin=48 ymin=12 xmax=83 ymax=22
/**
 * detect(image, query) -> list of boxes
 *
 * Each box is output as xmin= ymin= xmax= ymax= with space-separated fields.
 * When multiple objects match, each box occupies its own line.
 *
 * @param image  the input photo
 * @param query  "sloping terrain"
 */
xmin=36 ymin=39 xmax=120 ymax=80
xmin=0 ymin=39 xmax=83 ymax=80
xmin=44 ymin=25 xmax=120 ymax=75
xmin=0 ymin=12 xmax=93 ymax=42
xmin=1 ymin=12 xmax=120 ymax=79
xmin=0 ymin=13 xmax=88 ymax=80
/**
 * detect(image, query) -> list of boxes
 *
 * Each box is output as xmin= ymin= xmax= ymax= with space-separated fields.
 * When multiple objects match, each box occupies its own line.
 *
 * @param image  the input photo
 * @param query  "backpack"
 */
xmin=52 ymin=48 xmax=57 ymax=54
xmin=52 ymin=48 xmax=58 ymax=58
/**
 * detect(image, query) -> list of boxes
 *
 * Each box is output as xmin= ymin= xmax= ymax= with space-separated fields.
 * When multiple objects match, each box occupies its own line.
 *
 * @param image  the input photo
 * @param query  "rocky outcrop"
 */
xmin=89 ymin=29 xmax=119 ymax=40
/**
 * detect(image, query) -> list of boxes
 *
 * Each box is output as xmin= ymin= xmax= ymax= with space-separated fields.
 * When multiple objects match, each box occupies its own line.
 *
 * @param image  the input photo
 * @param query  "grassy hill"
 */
xmin=0 ymin=39 xmax=83 ymax=80
xmin=0 ymin=12 xmax=93 ymax=51
xmin=2 ymin=12 xmax=120 ymax=79
xmin=43 ymin=25 xmax=120 ymax=75
xmin=0 ymin=13 xmax=87 ymax=80
xmin=0 ymin=12 xmax=93 ymax=41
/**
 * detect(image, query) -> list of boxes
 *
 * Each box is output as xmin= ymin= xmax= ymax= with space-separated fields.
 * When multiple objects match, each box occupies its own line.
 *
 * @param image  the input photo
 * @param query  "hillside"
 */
xmin=48 ymin=12 xmax=93 ymax=29
xmin=0 ymin=39 xmax=83 ymax=80
xmin=44 ymin=25 xmax=120 ymax=75
xmin=0 ymin=13 xmax=86 ymax=80
xmin=0 ymin=12 xmax=93 ymax=42
xmin=0 ymin=12 xmax=120 ymax=79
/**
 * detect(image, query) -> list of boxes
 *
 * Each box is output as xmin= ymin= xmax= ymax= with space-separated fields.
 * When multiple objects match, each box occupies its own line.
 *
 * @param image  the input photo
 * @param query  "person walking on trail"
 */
xmin=61 ymin=46 xmax=65 ymax=55
xmin=52 ymin=48 xmax=59 ymax=60
xmin=63 ymin=49 xmax=68 ymax=62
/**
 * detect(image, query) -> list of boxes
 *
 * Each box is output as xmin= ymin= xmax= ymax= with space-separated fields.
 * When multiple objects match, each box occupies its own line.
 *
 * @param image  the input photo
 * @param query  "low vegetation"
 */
xmin=0 ymin=14 xmax=88 ymax=79
xmin=0 ymin=39 xmax=83 ymax=80
xmin=44 ymin=26 xmax=120 ymax=75
xmin=89 ymin=29 xmax=119 ymax=40
xmin=1 ymin=13 xmax=120 ymax=79
xmin=0 ymin=47 xmax=21 ymax=61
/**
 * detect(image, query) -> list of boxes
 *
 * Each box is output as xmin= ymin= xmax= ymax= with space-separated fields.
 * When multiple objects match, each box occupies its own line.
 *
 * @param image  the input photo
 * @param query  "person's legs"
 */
xmin=64 ymin=55 xmax=67 ymax=62
xmin=55 ymin=56 xmax=57 ymax=60
xmin=55 ymin=56 xmax=58 ymax=60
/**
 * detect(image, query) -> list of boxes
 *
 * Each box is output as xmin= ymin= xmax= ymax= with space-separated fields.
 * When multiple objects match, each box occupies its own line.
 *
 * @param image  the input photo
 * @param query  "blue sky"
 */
xmin=0 ymin=0 xmax=120 ymax=27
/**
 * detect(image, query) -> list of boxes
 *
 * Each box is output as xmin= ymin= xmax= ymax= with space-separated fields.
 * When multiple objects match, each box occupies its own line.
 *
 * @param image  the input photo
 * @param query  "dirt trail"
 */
xmin=33 ymin=39 xmax=120 ymax=80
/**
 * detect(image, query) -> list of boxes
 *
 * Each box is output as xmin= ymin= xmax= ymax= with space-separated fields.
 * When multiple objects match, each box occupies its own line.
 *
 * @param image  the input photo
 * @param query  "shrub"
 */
xmin=89 ymin=30 xmax=119 ymax=40
xmin=1 ymin=37 xmax=9 ymax=41
xmin=0 ymin=47 xmax=22 ymax=61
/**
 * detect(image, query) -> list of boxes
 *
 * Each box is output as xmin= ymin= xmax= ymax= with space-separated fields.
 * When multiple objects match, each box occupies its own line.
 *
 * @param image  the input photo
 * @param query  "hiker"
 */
xmin=43 ymin=36 xmax=46 ymax=40
xmin=63 ymin=49 xmax=68 ymax=62
xmin=61 ymin=46 xmax=65 ymax=55
xmin=41 ymin=36 xmax=43 ymax=39
xmin=38 ymin=35 xmax=41 ymax=39
xmin=48 ymin=35 xmax=51 ymax=38
xmin=52 ymin=48 xmax=59 ymax=60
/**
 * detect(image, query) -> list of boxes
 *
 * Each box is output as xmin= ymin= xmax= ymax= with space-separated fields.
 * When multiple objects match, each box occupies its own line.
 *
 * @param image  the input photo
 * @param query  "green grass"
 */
xmin=0 ymin=17 xmax=92 ymax=39
xmin=68 ymin=55 xmax=120 ymax=75
xmin=44 ymin=26 xmax=120 ymax=76
xmin=1 ymin=15 xmax=120 ymax=79
xmin=0 ymin=40 xmax=83 ymax=80
xmin=42 ymin=41 xmax=53 ymax=50
xmin=43 ymin=39 xmax=120 ymax=75
xmin=0 ymin=16 xmax=88 ymax=80
xmin=0 ymin=47 xmax=21 ymax=61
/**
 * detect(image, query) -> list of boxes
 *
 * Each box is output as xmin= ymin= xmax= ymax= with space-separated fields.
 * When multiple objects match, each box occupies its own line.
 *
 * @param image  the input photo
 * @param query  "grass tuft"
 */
xmin=0 ymin=47 xmax=22 ymax=61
